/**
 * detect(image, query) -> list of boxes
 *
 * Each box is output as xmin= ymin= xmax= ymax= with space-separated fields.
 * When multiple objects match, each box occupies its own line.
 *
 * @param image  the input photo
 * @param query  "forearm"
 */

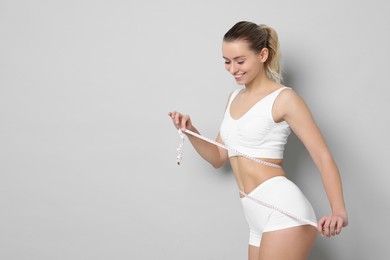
xmin=315 ymin=154 xmax=347 ymax=214
xmin=185 ymin=126 xmax=226 ymax=168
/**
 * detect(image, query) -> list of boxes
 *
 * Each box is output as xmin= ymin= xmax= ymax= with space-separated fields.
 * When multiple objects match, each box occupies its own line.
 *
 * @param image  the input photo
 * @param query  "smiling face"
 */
xmin=222 ymin=40 xmax=268 ymax=86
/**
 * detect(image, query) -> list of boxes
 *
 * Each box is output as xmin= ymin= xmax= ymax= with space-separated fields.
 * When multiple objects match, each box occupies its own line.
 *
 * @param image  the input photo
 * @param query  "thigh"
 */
xmin=248 ymin=245 xmax=259 ymax=260
xmin=258 ymin=225 xmax=317 ymax=260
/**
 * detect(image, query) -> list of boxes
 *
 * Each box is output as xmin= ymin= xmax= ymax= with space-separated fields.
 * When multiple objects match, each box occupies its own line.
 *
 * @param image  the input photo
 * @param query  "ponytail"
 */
xmin=259 ymin=24 xmax=282 ymax=83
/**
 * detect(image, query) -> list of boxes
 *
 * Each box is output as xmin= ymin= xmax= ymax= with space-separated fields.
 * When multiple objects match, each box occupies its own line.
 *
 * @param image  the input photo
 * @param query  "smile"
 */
xmin=234 ymin=73 xmax=246 ymax=78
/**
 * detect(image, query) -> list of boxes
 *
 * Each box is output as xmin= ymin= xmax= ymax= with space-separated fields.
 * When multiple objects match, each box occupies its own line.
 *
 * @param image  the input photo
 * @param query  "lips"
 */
xmin=234 ymin=73 xmax=246 ymax=80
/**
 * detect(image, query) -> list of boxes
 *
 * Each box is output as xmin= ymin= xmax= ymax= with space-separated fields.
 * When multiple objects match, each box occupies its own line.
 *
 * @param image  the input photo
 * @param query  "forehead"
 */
xmin=222 ymin=40 xmax=253 ymax=58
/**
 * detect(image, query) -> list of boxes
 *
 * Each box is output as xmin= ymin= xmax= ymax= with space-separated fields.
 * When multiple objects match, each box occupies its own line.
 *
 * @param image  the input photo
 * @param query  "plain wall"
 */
xmin=1 ymin=0 xmax=389 ymax=259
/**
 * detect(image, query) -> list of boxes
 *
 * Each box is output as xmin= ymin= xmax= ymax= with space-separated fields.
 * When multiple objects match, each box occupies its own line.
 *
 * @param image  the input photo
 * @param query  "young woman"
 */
xmin=168 ymin=21 xmax=348 ymax=260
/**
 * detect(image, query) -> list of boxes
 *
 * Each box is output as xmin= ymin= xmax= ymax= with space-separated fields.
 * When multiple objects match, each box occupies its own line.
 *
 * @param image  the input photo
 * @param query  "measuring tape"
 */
xmin=175 ymin=128 xmax=318 ymax=228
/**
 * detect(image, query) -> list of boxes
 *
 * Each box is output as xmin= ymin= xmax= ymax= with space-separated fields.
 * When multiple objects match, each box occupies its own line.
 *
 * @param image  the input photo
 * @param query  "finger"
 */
xmin=174 ymin=113 xmax=181 ymax=125
xmin=317 ymin=216 xmax=327 ymax=237
xmin=317 ymin=217 xmax=327 ymax=236
xmin=323 ymin=218 xmax=332 ymax=237
xmin=335 ymin=217 xmax=344 ymax=235
xmin=169 ymin=111 xmax=176 ymax=121
xmin=169 ymin=111 xmax=176 ymax=119
xmin=181 ymin=114 xmax=189 ymax=130
xmin=170 ymin=112 xmax=178 ymax=127
xmin=329 ymin=219 xmax=337 ymax=236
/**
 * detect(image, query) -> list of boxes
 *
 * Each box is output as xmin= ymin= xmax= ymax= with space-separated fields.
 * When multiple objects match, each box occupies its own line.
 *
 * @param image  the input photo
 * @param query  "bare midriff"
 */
xmin=229 ymin=156 xmax=286 ymax=196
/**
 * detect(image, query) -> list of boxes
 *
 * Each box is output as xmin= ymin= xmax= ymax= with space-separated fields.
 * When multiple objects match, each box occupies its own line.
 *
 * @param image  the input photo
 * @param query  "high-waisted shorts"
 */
xmin=240 ymin=176 xmax=317 ymax=247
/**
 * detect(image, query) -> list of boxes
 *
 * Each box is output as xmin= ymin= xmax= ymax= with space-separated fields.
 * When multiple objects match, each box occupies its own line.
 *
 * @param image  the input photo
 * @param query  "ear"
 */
xmin=258 ymin=48 xmax=269 ymax=63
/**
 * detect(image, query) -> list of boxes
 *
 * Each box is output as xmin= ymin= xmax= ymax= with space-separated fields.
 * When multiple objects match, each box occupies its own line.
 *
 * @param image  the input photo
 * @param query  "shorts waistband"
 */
xmin=240 ymin=176 xmax=287 ymax=199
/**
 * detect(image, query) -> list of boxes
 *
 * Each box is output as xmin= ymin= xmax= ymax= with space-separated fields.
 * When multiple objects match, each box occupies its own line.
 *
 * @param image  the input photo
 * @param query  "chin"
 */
xmin=235 ymin=79 xmax=248 ymax=85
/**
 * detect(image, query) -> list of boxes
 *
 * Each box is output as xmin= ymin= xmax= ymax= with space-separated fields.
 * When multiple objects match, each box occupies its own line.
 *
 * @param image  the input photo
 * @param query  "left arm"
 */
xmin=275 ymin=89 xmax=348 ymax=237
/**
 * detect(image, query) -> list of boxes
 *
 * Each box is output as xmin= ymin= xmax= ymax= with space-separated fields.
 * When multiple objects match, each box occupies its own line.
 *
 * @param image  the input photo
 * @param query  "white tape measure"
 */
xmin=176 ymin=128 xmax=317 ymax=228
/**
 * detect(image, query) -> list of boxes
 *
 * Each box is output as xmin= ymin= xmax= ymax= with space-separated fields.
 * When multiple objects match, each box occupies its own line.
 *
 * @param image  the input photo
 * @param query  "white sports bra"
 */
xmin=220 ymin=87 xmax=291 ymax=159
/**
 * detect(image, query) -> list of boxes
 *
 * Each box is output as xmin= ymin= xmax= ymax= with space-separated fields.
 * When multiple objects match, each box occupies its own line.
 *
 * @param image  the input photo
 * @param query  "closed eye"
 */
xmin=224 ymin=61 xmax=244 ymax=65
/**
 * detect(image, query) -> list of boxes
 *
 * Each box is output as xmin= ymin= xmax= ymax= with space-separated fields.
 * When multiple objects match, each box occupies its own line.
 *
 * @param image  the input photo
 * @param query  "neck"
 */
xmin=244 ymin=70 xmax=273 ymax=93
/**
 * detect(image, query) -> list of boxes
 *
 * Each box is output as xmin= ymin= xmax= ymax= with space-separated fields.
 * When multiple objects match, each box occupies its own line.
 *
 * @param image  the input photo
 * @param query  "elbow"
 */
xmin=211 ymin=158 xmax=227 ymax=169
xmin=209 ymin=150 xmax=229 ymax=169
xmin=212 ymin=162 xmax=223 ymax=169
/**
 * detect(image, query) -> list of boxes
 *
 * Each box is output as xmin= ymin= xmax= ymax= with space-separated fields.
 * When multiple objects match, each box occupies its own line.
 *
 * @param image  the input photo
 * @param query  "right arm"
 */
xmin=168 ymin=111 xmax=228 ymax=168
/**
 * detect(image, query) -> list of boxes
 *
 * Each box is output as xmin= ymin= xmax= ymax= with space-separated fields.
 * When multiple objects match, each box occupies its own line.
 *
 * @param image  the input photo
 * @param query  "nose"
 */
xmin=228 ymin=63 xmax=238 ymax=74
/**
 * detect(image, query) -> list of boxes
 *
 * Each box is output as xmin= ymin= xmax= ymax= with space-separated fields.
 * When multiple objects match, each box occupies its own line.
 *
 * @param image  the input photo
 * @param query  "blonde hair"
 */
xmin=224 ymin=21 xmax=283 ymax=83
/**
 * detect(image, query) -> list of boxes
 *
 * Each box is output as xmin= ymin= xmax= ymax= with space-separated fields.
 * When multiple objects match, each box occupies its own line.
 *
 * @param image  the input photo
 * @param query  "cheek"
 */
xmin=246 ymin=62 xmax=261 ymax=73
xmin=239 ymin=63 xmax=251 ymax=73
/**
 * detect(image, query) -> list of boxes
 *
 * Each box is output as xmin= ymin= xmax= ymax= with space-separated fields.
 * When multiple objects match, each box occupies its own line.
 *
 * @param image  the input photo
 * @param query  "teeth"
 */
xmin=234 ymin=73 xmax=245 ymax=78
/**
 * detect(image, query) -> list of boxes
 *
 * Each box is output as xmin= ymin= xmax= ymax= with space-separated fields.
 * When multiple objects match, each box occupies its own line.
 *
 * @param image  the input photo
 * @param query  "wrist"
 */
xmin=332 ymin=209 xmax=348 ymax=221
xmin=331 ymin=205 xmax=347 ymax=214
xmin=184 ymin=126 xmax=197 ymax=135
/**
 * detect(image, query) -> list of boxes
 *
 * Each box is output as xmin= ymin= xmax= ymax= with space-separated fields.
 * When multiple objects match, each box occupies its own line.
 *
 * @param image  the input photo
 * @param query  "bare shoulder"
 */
xmin=274 ymin=87 xmax=310 ymax=120
xmin=277 ymin=87 xmax=302 ymax=102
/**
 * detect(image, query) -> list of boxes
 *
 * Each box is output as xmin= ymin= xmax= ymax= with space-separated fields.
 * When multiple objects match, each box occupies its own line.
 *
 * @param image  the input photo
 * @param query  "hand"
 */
xmin=317 ymin=213 xmax=348 ymax=237
xmin=168 ymin=111 xmax=193 ymax=131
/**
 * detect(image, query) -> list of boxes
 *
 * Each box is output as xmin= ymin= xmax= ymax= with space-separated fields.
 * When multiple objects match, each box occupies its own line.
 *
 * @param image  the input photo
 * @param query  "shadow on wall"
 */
xmin=283 ymin=69 xmax=332 ymax=260
xmin=284 ymin=133 xmax=332 ymax=260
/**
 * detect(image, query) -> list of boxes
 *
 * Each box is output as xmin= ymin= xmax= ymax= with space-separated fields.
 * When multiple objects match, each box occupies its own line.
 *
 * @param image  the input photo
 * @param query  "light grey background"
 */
xmin=1 ymin=0 xmax=389 ymax=259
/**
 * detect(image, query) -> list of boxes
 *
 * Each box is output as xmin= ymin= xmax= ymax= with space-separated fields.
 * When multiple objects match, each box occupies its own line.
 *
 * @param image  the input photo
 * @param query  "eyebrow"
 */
xmin=223 ymin=56 xmax=246 ymax=60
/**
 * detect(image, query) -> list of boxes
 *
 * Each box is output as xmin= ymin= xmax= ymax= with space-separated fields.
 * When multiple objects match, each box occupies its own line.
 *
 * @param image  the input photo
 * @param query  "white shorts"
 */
xmin=240 ymin=176 xmax=317 ymax=247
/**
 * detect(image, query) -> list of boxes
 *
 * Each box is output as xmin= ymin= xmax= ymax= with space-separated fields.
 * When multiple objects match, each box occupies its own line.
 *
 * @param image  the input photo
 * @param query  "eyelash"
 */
xmin=225 ymin=61 xmax=245 ymax=65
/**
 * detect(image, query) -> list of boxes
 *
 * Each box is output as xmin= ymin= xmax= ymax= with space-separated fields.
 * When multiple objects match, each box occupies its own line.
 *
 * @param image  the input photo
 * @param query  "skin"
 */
xmin=168 ymin=40 xmax=348 ymax=260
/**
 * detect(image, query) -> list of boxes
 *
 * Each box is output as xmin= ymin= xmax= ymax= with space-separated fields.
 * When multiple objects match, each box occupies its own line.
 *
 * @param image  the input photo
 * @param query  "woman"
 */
xmin=168 ymin=21 xmax=348 ymax=260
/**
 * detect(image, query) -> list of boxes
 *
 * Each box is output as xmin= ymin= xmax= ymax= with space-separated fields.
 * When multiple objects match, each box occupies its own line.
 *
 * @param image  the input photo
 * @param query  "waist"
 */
xmin=231 ymin=156 xmax=283 ymax=166
xmin=227 ymin=147 xmax=284 ymax=159
xmin=230 ymin=156 xmax=285 ymax=195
